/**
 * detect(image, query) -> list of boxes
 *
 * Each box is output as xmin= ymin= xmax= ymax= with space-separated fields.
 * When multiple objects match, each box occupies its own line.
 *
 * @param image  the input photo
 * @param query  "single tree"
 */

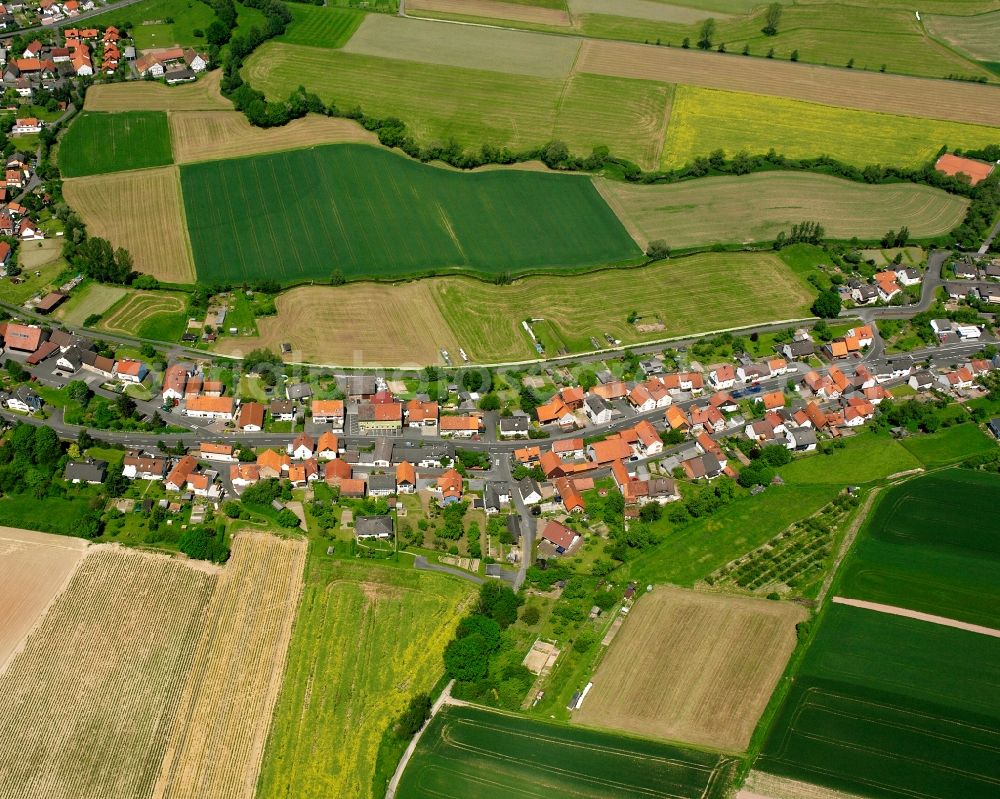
xmin=762 ymin=2 xmax=782 ymax=35
xmin=812 ymin=289 xmax=842 ymax=319
xmin=697 ymin=17 xmax=716 ymax=49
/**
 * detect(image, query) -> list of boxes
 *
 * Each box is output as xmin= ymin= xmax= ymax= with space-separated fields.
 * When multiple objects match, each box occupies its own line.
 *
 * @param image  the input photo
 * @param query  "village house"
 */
xmin=165 ymin=455 xmax=198 ymax=492
xmin=584 ymin=394 xmax=613 ymax=425
xmin=316 ymin=431 xmax=339 ymax=460
xmin=586 ymin=438 xmax=632 ymax=466
xmin=162 ymin=363 xmax=189 ymax=402
xmin=396 ymin=460 xmax=416 ymax=493
xmin=405 ymin=399 xmax=439 ymax=428
xmin=516 ymin=477 xmax=542 ymax=505
xmin=1 ymin=322 xmax=46 ymax=353
xmin=539 ymin=519 xmax=579 ymax=555
xmin=288 ymin=433 xmax=315 ymax=460
xmin=311 ymin=399 xmax=344 ymax=429
xmin=690 ymin=404 xmax=726 ymax=434
xmin=499 ymin=413 xmax=530 ymax=438
xmin=269 ymin=399 xmax=296 ymax=422
xmin=357 ymin=401 xmax=402 ymax=433
xmin=200 ymin=442 xmax=234 ymax=462
xmin=257 ymin=448 xmax=290 ymax=478
xmin=355 ymin=515 xmax=393 ymax=540
xmin=535 ymin=397 xmax=576 ymax=429
xmin=435 ymin=468 xmax=463 ymax=505
xmin=64 ymin=459 xmax=106 ymax=485
xmin=552 ymin=437 xmax=585 ymax=460
xmin=440 ymin=415 xmax=481 ymax=438
xmin=113 ymin=358 xmax=147 ymax=384
xmin=237 ymin=401 xmax=265 ymax=432
xmin=7 ymin=385 xmax=41 ymax=413
xmin=135 ymin=46 xmax=208 ymax=78
xmin=367 ymin=473 xmax=396 ymax=498
xmin=230 ymin=463 xmax=260 ymax=490
xmin=709 ymin=364 xmax=736 ymax=390
xmin=122 ymin=453 xmax=168 ymax=480
xmin=185 ymin=396 xmax=235 ymax=421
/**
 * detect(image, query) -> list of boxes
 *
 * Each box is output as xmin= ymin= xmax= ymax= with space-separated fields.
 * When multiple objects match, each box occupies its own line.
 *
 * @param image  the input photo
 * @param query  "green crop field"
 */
xmin=899 ymin=422 xmax=997 ymax=466
xmin=662 ymin=86 xmax=1000 ymax=170
xmin=397 ymin=704 xmax=737 ymax=799
xmin=181 ymin=143 xmax=640 ymax=284
xmin=257 ymin=555 xmax=473 ymax=799
xmin=243 ymin=44 xmax=672 ymax=168
xmin=837 ymin=468 xmax=1000 ymax=627
xmin=58 ymin=111 xmax=173 ymax=178
xmin=759 ymin=603 xmax=1000 ymax=799
xmin=596 ymin=172 xmax=969 ymax=249
xmin=277 ymin=4 xmax=364 ymax=47
xmin=432 ymin=251 xmax=814 ymax=362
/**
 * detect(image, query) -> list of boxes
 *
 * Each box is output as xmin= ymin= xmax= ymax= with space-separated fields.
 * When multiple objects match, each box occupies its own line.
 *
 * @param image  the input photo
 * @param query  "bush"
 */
xmin=276 ymin=508 xmax=301 ymax=528
xmin=395 ymin=692 xmax=432 ymax=738
xmin=521 ymin=605 xmax=541 ymax=625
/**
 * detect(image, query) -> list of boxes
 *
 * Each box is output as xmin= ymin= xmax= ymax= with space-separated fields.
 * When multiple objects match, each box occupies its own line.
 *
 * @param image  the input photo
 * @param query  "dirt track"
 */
xmin=832 ymin=596 xmax=1000 ymax=638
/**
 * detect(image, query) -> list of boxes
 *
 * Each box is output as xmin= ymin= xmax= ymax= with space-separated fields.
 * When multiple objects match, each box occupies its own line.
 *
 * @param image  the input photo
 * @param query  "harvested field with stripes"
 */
xmin=0 ymin=545 xmax=217 ymax=799
xmin=152 ymin=533 xmax=306 ymax=799
xmin=0 ymin=528 xmax=88 ymax=673
xmin=342 ymin=14 xmax=580 ymax=78
xmin=99 ymin=291 xmax=188 ymax=337
xmin=595 ymin=172 xmax=969 ymax=249
xmin=408 ymin=0 xmax=571 ymax=26
xmin=926 ymin=9 xmax=1000 ymax=62
xmin=277 ymin=3 xmax=364 ymax=48
xmin=169 ymin=111 xmax=377 ymax=164
xmin=63 ymin=167 xmax=195 ymax=283
xmin=576 ymin=586 xmax=806 ymax=751
xmin=213 ymin=281 xmax=462 ymax=365
xmin=84 ymin=69 xmax=231 ymax=111
xmin=575 ymin=39 xmax=1000 ymax=127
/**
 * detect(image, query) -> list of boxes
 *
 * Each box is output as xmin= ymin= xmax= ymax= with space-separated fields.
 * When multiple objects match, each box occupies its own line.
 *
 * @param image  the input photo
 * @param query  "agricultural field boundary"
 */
xmin=832 ymin=597 xmax=1000 ymax=639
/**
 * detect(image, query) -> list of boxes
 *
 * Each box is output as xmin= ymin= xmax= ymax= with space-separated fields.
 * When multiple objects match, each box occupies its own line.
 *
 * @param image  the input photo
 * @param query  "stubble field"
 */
xmin=83 ymin=69 xmax=232 ymax=111
xmin=407 ymin=0 xmax=571 ymax=26
xmin=256 ymin=557 xmax=473 ymax=799
xmin=168 ymin=111 xmax=377 ymax=164
xmin=926 ymin=9 xmax=1000 ymax=62
xmin=152 ymin=533 xmax=306 ymax=799
xmin=595 ymin=172 xmax=969 ymax=249
xmin=180 ymin=143 xmax=640 ymax=284
xmin=661 ymin=85 xmax=1000 ymax=170
xmin=397 ymin=704 xmax=738 ymax=799
xmin=0 ymin=527 xmax=88 ymax=672
xmin=63 ymin=167 xmax=195 ymax=283
xmin=576 ymin=586 xmax=806 ymax=751
xmin=0 ymin=545 xmax=217 ymax=799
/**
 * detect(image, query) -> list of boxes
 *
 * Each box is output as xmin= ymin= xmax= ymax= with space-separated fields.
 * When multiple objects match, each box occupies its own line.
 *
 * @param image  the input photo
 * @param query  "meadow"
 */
xmin=836 ymin=468 xmax=1000 ymax=628
xmin=898 ymin=421 xmax=996 ymax=466
xmin=180 ymin=144 xmax=640 ymax=284
xmin=256 ymin=556 xmax=473 ymax=799
xmin=758 ymin=603 xmax=1000 ymax=799
xmin=432 ymin=251 xmax=814 ymax=362
xmin=595 ymin=172 xmax=969 ymax=249
xmin=397 ymin=704 xmax=737 ymax=799
xmin=243 ymin=44 xmax=673 ymax=168
xmin=662 ymin=85 xmax=1000 ymax=170
xmin=576 ymin=587 xmax=805 ymax=751
xmin=85 ymin=0 xmax=216 ymax=49
xmin=276 ymin=3 xmax=363 ymax=48
xmin=169 ymin=110 xmax=377 ymax=164
xmin=776 ymin=431 xmax=921 ymax=484
xmin=0 ymin=545 xmax=216 ymax=799
xmin=53 ymin=283 xmax=129 ymax=326
xmin=63 ymin=167 xmax=196 ymax=283
xmin=58 ymin=111 xmax=173 ymax=177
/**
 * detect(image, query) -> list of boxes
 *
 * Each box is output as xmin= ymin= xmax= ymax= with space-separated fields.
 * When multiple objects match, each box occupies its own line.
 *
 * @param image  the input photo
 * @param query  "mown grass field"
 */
xmin=837 ymin=468 xmax=1000 ymax=628
xmin=277 ymin=4 xmax=364 ymax=48
xmin=776 ymin=432 xmax=921 ymax=484
xmin=63 ymin=167 xmax=196 ymax=283
xmin=99 ymin=290 xmax=189 ymax=340
xmin=181 ymin=144 xmax=640 ymax=284
xmin=398 ymin=704 xmax=737 ymax=799
xmin=595 ymin=172 xmax=968 ymax=249
xmin=898 ymin=421 xmax=996 ymax=466
xmin=243 ymin=44 xmax=672 ymax=168
xmin=759 ymin=603 xmax=1000 ymax=799
xmin=257 ymin=555 xmax=473 ymax=799
xmin=662 ymin=85 xmax=1000 ymax=170
xmin=576 ymin=586 xmax=805 ymax=751
xmin=432 ymin=251 xmax=815 ymax=362
xmin=54 ymin=282 xmax=128 ymax=326
xmin=927 ymin=9 xmax=1000 ymax=62
xmin=58 ymin=111 xmax=173 ymax=177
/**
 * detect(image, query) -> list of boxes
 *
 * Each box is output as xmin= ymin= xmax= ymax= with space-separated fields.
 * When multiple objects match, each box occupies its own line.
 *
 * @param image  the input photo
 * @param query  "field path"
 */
xmin=832 ymin=596 xmax=1000 ymax=639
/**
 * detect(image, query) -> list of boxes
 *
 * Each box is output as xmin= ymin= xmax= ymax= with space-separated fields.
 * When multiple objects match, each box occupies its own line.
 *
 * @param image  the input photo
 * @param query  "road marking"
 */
xmin=833 ymin=597 xmax=1000 ymax=639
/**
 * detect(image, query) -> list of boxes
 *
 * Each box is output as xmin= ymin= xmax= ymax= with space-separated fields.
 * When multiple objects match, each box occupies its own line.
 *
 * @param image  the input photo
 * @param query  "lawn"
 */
xmin=776 ymin=432 xmax=921 ymax=485
xmin=662 ymin=85 xmax=1000 ymax=170
xmin=899 ymin=422 xmax=996 ymax=466
xmin=397 ymin=704 xmax=737 ymax=799
xmin=97 ymin=290 xmax=189 ymax=339
xmin=0 ymin=493 xmax=100 ymax=537
xmin=242 ymin=43 xmax=673 ymax=168
xmin=58 ymin=111 xmax=173 ymax=177
xmin=0 ymin=257 xmax=67 ymax=306
xmin=625 ymin=483 xmax=841 ymax=587
xmin=277 ymin=4 xmax=364 ymax=48
xmin=85 ymin=0 xmax=217 ymax=49
xmin=54 ymin=282 xmax=129 ymax=326
xmin=758 ymin=603 xmax=1000 ymax=799
xmin=256 ymin=553 xmax=474 ymax=799
xmin=595 ymin=172 xmax=968 ymax=249
xmin=837 ymin=468 xmax=1000 ymax=628
xmin=181 ymin=143 xmax=640 ymax=284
